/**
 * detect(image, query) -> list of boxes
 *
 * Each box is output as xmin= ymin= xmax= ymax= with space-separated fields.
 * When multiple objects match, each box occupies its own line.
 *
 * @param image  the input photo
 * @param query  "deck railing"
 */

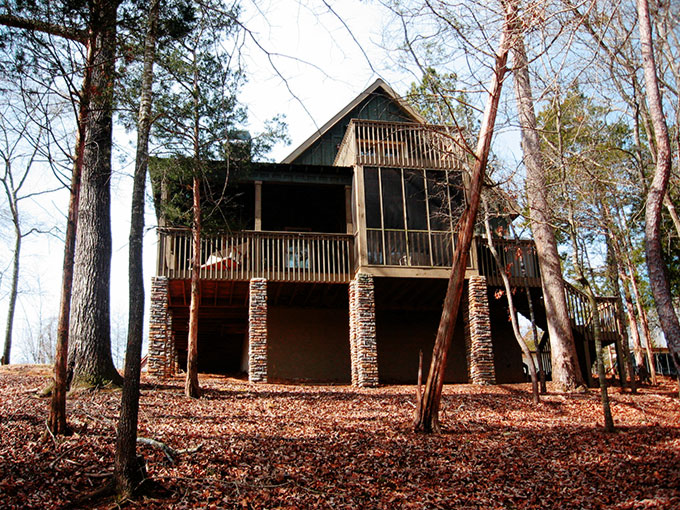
xmin=475 ymin=236 xmax=620 ymax=343
xmin=335 ymin=119 xmax=464 ymax=170
xmin=564 ymin=284 xmax=619 ymax=340
xmin=157 ymin=228 xmax=354 ymax=283
xmin=475 ymin=237 xmax=541 ymax=287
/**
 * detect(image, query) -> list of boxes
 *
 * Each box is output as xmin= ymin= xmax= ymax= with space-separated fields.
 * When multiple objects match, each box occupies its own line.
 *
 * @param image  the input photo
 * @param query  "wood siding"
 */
xmin=293 ymin=93 xmax=414 ymax=166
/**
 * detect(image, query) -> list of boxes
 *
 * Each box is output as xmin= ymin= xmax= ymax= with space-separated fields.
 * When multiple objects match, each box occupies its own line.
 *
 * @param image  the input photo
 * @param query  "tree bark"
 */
xmin=48 ymin=66 xmax=91 ymax=433
xmin=605 ymin=237 xmax=637 ymax=393
xmin=628 ymin=261 xmax=657 ymax=384
xmin=413 ymin=0 xmax=516 ymax=433
xmin=68 ymin=0 xmax=123 ymax=388
xmin=509 ymin=222 xmax=546 ymax=393
xmin=185 ymin=174 xmax=201 ymax=398
xmin=512 ymin=34 xmax=585 ymax=391
xmin=582 ymin=283 xmax=615 ymax=431
xmin=44 ymin=20 xmax=98 ymax=436
xmin=483 ymin=199 xmax=539 ymax=403
xmin=114 ymin=0 xmax=159 ymax=497
xmin=1 ymin=213 xmax=21 ymax=365
xmin=637 ymin=0 xmax=680 ymax=387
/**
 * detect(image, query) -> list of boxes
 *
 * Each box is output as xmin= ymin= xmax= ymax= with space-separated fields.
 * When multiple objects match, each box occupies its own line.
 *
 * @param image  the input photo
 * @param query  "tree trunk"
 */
xmin=622 ymin=282 xmax=644 ymax=367
xmin=510 ymin=222 xmax=546 ymax=393
xmin=483 ymin=199 xmax=539 ymax=403
xmin=637 ymin=0 xmax=680 ymax=389
xmin=68 ymin=0 xmax=123 ymax=388
xmin=114 ymin=0 xmax=159 ymax=497
xmin=628 ymin=263 xmax=657 ymax=384
xmin=413 ymin=1 xmax=515 ymax=433
xmin=1 ymin=205 xmax=20 ymax=365
xmin=185 ymin=174 xmax=201 ymax=398
xmin=583 ymin=283 xmax=615 ymax=431
xmin=1 ymin=217 xmax=20 ymax=365
xmin=48 ymin=32 xmax=95 ymax=435
xmin=512 ymin=34 xmax=585 ymax=391
xmin=604 ymin=230 xmax=637 ymax=392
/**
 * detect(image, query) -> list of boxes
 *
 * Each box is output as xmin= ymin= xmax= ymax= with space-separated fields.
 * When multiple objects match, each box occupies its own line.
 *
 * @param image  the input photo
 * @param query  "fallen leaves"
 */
xmin=1 ymin=368 xmax=679 ymax=509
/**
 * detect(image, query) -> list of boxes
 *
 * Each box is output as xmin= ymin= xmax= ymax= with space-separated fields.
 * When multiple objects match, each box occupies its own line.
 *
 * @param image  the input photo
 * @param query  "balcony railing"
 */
xmin=157 ymin=228 xmax=354 ymax=283
xmin=335 ymin=119 xmax=465 ymax=170
xmin=564 ymin=284 xmax=620 ymax=340
xmin=475 ymin=238 xmax=541 ymax=287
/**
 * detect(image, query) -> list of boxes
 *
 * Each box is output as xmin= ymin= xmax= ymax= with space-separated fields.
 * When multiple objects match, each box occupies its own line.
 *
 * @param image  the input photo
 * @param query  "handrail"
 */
xmin=475 ymin=236 xmax=620 ymax=339
xmin=563 ymin=282 xmax=619 ymax=337
xmin=157 ymin=228 xmax=354 ymax=283
xmin=335 ymin=119 xmax=465 ymax=170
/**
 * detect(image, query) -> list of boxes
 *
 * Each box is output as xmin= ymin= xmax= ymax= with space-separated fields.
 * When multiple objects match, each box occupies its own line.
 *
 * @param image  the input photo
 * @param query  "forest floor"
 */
xmin=1 ymin=365 xmax=679 ymax=510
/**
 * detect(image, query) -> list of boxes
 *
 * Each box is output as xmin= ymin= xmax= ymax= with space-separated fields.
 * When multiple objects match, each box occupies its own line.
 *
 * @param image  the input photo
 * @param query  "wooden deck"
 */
xmin=157 ymin=228 xmax=354 ymax=283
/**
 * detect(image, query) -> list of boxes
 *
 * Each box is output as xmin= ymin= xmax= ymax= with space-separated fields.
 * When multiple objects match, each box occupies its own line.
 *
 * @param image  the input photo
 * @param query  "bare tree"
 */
xmin=637 ymin=0 xmax=680 ymax=391
xmin=512 ymin=33 xmax=585 ymax=392
xmin=414 ymin=0 xmax=519 ymax=433
xmin=482 ymin=195 xmax=540 ymax=403
xmin=0 ymin=88 xmax=54 ymax=365
xmin=1 ymin=0 xmax=123 ymax=390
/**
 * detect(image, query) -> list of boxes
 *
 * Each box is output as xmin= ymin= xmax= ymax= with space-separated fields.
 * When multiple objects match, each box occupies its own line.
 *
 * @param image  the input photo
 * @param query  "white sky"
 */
xmin=0 ymin=0 xmax=423 ymax=363
xmin=5 ymin=0 xmax=651 ymax=363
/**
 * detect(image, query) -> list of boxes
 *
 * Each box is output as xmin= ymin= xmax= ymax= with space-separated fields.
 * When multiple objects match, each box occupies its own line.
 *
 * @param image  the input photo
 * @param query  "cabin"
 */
xmin=147 ymin=79 xmax=624 ymax=387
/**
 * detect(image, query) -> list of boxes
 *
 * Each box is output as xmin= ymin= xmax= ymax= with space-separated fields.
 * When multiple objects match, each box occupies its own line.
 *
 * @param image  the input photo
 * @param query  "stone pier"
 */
xmin=349 ymin=273 xmax=378 ymax=387
xmin=148 ymin=276 xmax=177 ymax=378
xmin=248 ymin=278 xmax=268 ymax=383
xmin=464 ymin=275 xmax=496 ymax=385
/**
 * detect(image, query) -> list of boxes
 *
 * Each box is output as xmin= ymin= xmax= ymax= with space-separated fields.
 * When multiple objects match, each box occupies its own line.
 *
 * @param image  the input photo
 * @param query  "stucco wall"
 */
xmin=267 ymin=306 xmax=351 ymax=382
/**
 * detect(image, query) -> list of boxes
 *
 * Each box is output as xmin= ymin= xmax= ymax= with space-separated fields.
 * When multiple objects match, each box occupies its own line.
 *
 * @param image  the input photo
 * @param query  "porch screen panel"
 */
xmin=380 ymin=168 xmax=404 ymax=229
xmin=364 ymin=167 xmax=381 ymax=229
xmin=362 ymin=166 xmax=459 ymax=268
xmin=426 ymin=170 xmax=450 ymax=231
xmin=404 ymin=169 xmax=427 ymax=230
xmin=366 ymin=229 xmax=384 ymax=264
xmin=384 ymin=230 xmax=407 ymax=265
xmin=404 ymin=169 xmax=429 ymax=265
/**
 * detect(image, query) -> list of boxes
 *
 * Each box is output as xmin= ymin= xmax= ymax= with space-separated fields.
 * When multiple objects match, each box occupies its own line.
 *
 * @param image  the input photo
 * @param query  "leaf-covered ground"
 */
xmin=1 ymin=365 xmax=679 ymax=509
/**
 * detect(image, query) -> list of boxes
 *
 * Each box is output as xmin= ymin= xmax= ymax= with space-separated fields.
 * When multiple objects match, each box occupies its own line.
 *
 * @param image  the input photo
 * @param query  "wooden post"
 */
xmin=254 ymin=181 xmax=262 ymax=231
xmin=345 ymin=185 xmax=353 ymax=235
xmin=583 ymin=336 xmax=594 ymax=387
xmin=354 ymin=168 xmax=368 ymax=269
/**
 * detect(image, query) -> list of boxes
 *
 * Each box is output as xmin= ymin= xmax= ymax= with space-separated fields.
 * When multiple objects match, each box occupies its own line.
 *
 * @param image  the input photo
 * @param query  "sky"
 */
xmin=0 ymin=0 xmax=426 ymax=363
xmin=4 ymin=0 xmax=650 ymax=364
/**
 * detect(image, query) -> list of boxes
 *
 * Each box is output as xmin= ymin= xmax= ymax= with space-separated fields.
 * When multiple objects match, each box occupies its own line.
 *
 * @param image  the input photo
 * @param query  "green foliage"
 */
xmin=149 ymin=156 xmax=253 ymax=232
xmin=537 ymin=85 xmax=638 ymax=290
xmin=119 ymin=0 xmax=287 ymax=233
xmin=406 ymin=67 xmax=479 ymax=146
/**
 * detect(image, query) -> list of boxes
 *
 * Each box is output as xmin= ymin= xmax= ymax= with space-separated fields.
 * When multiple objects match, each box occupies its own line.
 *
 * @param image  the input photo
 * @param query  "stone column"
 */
xmin=464 ymin=275 xmax=496 ymax=385
xmin=349 ymin=273 xmax=378 ymax=387
xmin=349 ymin=279 xmax=358 ymax=385
xmin=248 ymin=278 xmax=268 ymax=383
xmin=148 ymin=276 xmax=175 ymax=378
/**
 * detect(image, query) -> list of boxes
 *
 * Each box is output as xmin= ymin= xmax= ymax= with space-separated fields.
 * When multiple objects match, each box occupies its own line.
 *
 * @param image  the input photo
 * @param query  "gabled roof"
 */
xmin=281 ymin=78 xmax=425 ymax=164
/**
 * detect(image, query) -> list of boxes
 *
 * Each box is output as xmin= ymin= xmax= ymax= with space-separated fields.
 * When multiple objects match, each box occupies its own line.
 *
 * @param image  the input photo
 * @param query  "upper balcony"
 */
xmin=334 ymin=119 xmax=465 ymax=170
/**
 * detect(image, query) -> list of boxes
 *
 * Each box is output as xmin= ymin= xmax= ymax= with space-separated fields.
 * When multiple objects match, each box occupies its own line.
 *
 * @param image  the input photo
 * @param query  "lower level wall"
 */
xmin=267 ymin=305 xmax=351 ymax=382
xmin=488 ymin=292 xmax=525 ymax=383
xmin=376 ymin=309 xmax=468 ymax=384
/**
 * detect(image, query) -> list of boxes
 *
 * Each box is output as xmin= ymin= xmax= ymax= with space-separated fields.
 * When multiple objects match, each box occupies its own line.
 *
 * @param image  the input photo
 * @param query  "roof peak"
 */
xmin=281 ymin=78 xmax=425 ymax=164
